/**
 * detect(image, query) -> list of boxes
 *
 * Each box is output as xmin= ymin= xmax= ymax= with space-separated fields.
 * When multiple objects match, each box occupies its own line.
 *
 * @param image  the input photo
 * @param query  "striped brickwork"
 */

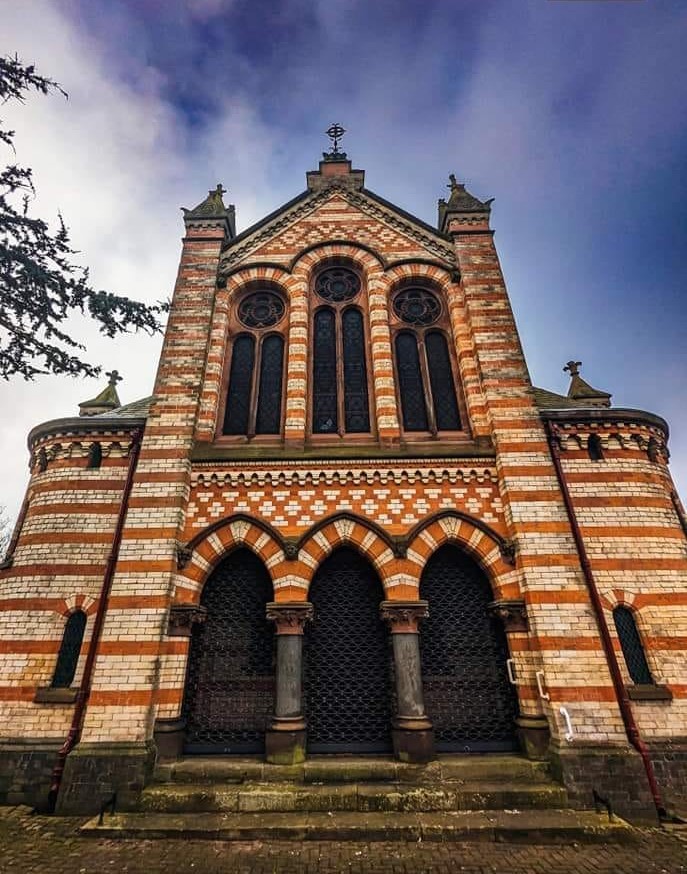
xmin=0 ymin=429 xmax=133 ymax=737
xmin=553 ymin=419 xmax=687 ymax=739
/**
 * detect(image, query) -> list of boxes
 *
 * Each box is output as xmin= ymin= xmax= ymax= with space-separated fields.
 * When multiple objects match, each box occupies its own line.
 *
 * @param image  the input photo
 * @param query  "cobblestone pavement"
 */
xmin=0 ymin=807 xmax=686 ymax=873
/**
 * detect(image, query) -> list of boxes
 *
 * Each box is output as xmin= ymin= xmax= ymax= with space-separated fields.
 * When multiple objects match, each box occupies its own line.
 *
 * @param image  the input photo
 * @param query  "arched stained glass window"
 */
xmin=313 ymin=308 xmax=338 ymax=434
xmin=223 ymin=334 xmax=255 ymax=435
xmin=52 ymin=610 xmax=87 ymax=688
xmin=613 ymin=606 xmax=653 ymax=685
xmin=255 ymin=335 xmax=285 ymax=435
xmin=395 ymin=332 xmax=428 ymax=431
xmin=392 ymin=287 xmax=463 ymax=435
xmin=342 ymin=308 xmax=370 ymax=433
xmin=426 ymin=331 xmax=461 ymax=431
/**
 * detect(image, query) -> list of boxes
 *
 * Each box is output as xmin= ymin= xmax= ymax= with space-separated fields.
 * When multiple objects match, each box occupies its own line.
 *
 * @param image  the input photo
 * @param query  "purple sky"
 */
xmin=2 ymin=0 xmax=686 ymax=520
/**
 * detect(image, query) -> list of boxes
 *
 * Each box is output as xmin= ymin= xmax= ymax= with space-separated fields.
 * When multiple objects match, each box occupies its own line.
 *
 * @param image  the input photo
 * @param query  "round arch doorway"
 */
xmin=305 ymin=548 xmax=393 ymax=753
xmin=420 ymin=545 xmax=519 ymax=752
xmin=182 ymin=548 xmax=275 ymax=754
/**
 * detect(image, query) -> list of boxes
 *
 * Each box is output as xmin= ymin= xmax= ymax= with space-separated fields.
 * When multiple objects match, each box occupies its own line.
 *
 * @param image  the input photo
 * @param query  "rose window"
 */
xmin=238 ymin=291 xmax=285 ymax=328
xmin=315 ymin=268 xmax=361 ymax=303
xmin=393 ymin=288 xmax=441 ymax=326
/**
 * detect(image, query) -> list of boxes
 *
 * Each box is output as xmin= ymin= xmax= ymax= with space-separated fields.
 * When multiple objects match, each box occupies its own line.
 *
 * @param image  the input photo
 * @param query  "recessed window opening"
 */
xmin=587 ymin=433 xmax=604 ymax=461
xmin=87 ymin=442 xmax=103 ymax=469
xmin=613 ymin=606 xmax=653 ymax=685
xmin=51 ymin=610 xmax=87 ymax=688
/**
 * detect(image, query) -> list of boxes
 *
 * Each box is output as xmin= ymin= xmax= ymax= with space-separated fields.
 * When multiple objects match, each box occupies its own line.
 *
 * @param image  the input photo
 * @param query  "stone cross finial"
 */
xmin=106 ymin=369 xmax=123 ymax=387
xmin=448 ymin=173 xmax=459 ymax=190
xmin=564 ymin=361 xmax=582 ymax=377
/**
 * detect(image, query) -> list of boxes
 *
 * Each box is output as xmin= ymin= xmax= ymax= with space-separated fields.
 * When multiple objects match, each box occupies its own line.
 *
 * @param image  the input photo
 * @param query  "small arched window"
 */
xmin=587 ymin=433 xmax=604 ymax=461
xmin=613 ymin=606 xmax=653 ymax=685
xmin=87 ymin=442 xmax=103 ymax=469
xmin=312 ymin=266 xmax=371 ymax=436
xmin=222 ymin=290 xmax=287 ymax=437
xmin=392 ymin=287 xmax=462 ymax=434
xmin=52 ymin=610 xmax=87 ymax=688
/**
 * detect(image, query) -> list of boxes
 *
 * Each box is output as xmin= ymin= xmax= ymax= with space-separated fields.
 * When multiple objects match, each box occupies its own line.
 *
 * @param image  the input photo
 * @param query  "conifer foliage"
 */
xmin=0 ymin=55 xmax=166 ymax=380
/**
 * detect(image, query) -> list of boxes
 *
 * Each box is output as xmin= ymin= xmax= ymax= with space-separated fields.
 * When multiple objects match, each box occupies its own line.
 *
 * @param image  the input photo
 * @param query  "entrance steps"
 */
xmin=82 ymin=755 xmax=635 ymax=843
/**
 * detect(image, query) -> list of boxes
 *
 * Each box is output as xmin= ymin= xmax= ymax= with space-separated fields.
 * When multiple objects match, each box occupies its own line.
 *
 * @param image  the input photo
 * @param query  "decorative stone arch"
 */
xmin=290 ymin=240 xmax=385 ymax=281
xmin=223 ymin=264 xmax=293 ymax=299
xmin=58 ymin=594 xmax=98 ymax=618
xmin=176 ymin=515 xmax=285 ymax=603
xmin=384 ymin=260 xmax=456 ymax=291
xmin=291 ymin=513 xmax=401 ymax=597
xmin=405 ymin=511 xmax=520 ymax=601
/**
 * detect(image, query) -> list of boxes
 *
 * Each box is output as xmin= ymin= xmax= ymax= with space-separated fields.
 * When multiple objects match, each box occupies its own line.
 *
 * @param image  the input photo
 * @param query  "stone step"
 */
xmin=155 ymin=754 xmax=552 ymax=786
xmin=137 ymin=780 xmax=567 ymax=814
xmin=82 ymin=808 xmax=635 ymax=843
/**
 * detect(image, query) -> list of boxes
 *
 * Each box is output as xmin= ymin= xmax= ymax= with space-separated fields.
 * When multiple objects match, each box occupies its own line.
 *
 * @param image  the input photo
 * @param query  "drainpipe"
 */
xmin=0 ymin=489 xmax=30 ymax=569
xmin=544 ymin=419 xmax=665 ymax=819
xmin=47 ymin=426 xmax=143 ymax=812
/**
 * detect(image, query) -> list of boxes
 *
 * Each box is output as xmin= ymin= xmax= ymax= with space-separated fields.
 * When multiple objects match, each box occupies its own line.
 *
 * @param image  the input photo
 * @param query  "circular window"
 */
xmin=393 ymin=288 xmax=441 ymax=326
xmin=238 ymin=291 xmax=285 ymax=328
xmin=315 ymin=267 xmax=360 ymax=303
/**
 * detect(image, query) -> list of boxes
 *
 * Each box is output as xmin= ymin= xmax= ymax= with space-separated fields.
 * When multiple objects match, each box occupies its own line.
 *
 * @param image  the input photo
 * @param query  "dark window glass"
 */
xmin=52 ymin=611 xmax=87 ymax=688
xmin=342 ymin=308 xmax=370 ymax=433
xmin=395 ymin=332 xmax=428 ymax=431
xmin=255 ymin=335 xmax=284 ymax=434
xmin=426 ymin=332 xmax=461 ymax=430
xmin=238 ymin=291 xmax=285 ymax=328
xmin=87 ymin=442 xmax=102 ymax=469
xmin=313 ymin=308 xmax=338 ymax=433
xmin=588 ymin=434 xmax=604 ymax=461
xmin=613 ymin=606 xmax=653 ymax=685
xmin=393 ymin=288 xmax=441 ymax=326
xmin=223 ymin=335 xmax=255 ymax=435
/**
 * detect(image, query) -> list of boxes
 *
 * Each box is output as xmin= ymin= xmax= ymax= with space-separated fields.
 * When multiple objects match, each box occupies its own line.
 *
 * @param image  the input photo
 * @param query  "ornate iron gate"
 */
xmin=182 ymin=549 xmax=275 ymax=754
xmin=305 ymin=548 xmax=393 ymax=753
xmin=420 ymin=545 xmax=519 ymax=752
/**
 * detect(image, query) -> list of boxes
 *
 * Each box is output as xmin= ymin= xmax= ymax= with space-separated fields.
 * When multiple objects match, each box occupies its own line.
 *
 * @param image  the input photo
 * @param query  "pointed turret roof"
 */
xmin=78 ymin=370 xmax=123 ymax=417
xmin=564 ymin=361 xmax=612 ymax=407
xmin=438 ymin=175 xmax=493 ymax=234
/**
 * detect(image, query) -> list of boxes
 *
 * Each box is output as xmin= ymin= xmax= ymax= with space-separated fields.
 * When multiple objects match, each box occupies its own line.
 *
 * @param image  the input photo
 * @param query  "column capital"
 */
xmin=266 ymin=601 xmax=314 ymax=635
xmin=167 ymin=604 xmax=207 ymax=637
xmin=487 ymin=599 xmax=528 ymax=633
xmin=380 ymin=600 xmax=429 ymax=633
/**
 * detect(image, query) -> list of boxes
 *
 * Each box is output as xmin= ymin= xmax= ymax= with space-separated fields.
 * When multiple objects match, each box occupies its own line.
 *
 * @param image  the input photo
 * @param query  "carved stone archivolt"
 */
xmin=380 ymin=600 xmax=429 ymax=633
xmin=167 ymin=604 xmax=208 ymax=637
xmin=487 ymin=599 xmax=528 ymax=633
xmin=266 ymin=601 xmax=314 ymax=635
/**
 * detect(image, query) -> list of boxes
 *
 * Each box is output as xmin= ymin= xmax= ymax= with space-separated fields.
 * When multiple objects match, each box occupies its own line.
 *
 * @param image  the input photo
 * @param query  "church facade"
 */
xmin=1 ymin=142 xmax=686 ymax=822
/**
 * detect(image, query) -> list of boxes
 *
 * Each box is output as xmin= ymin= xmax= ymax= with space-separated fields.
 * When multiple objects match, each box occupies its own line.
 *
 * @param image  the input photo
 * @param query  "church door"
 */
xmin=182 ymin=549 xmax=275 ymax=753
xmin=305 ymin=548 xmax=393 ymax=753
xmin=420 ymin=545 xmax=519 ymax=752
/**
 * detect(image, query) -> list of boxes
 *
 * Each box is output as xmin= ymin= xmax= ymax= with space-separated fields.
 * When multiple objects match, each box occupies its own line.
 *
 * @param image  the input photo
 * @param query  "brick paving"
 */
xmin=0 ymin=806 xmax=686 ymax=873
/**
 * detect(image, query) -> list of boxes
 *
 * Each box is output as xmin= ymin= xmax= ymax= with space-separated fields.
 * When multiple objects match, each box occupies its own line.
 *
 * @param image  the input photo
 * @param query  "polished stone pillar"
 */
xmin=380 ymin=600 xmax=434 ymax=763
xmin=265 ymin=601 xmax=313 ymax=765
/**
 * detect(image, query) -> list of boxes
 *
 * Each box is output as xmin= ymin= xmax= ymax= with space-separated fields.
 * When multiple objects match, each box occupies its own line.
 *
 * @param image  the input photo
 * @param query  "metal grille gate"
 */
xmin=305 ymin=548 xmax=393 ymax=753
xmin=420 ymin=545 xmax=519 ymax=752
xmin=182 ymin=549 xmax=275 ymax=753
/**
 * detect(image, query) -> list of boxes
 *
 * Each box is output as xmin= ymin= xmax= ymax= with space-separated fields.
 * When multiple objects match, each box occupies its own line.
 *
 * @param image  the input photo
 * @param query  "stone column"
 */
xmin=487 ymin=599 xmax=551 ymax=760
xmin=380 ymin=600 xmax=434 ymax=763
xmin=265 ymin=602 xmax=313 ymax=765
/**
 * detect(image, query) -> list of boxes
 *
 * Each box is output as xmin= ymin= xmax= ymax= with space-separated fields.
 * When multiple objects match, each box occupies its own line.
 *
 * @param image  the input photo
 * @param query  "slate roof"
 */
xmin=93 ymin=396 xmax=153 ymax=418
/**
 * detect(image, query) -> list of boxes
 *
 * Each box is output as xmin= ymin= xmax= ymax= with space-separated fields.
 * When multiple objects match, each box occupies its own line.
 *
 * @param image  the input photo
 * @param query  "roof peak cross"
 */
xmin=323 ymin=123 xmax=347 ymax=161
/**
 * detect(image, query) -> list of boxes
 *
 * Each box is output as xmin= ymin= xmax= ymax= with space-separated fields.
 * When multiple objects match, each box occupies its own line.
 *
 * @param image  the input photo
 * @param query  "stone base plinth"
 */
xmin=265 ymin=723 xmax=307 ymax=765
xmin=516 ymin=715 xmax=550 ymax=760
xmin=392 ymin=723 xmax=435 ymax=763
xmin=153 ymin=717 xmax=186 ymax=760
xmin=0 ymin=739 xmax=62 ymax=812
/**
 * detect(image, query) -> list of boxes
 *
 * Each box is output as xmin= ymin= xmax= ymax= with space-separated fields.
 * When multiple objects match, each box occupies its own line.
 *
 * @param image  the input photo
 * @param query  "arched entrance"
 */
xmin=182 ymin=549 xmax=275 ymax=753
xmin=305 ymin=548 xmax=392 ymax=753
xmin=420 ymin=545 xmax=518 ymax=752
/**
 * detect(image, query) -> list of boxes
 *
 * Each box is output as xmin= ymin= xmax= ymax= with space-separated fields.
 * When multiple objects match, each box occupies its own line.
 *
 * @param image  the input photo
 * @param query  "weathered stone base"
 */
xmin=153 ymin=717 xmax=186 ymax=760
xmin=648 ymin=738 xmax=687 ymax=812
xmin=0 ymin=739 xmax=62 ymax=812
xmin=56 ymin=741 xmax=155 ymax=815
xmin=392 ymin=726 xmax=435 ymax=763
xmin=516 ymin=715 xmax=550 ymax=761
xmin=549 ymin=743 xmax=658 ymax=825
xmin=265 ymin=728 xmax=306 ymax=765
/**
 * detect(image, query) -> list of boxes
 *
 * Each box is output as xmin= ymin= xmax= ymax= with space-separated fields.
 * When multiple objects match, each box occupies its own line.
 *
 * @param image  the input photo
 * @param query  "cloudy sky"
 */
xmin=2 ymin=0 xmax=686 ymax=520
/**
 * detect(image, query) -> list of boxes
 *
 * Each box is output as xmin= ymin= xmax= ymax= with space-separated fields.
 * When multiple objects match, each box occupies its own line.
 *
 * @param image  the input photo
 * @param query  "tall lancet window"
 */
xmin=392 ymin=286 xmax=463 ymax=434
xmin=222 ymin=290 xmax=287 ymax=436
xmin=312 ymin=266 xmax=371 ymax=435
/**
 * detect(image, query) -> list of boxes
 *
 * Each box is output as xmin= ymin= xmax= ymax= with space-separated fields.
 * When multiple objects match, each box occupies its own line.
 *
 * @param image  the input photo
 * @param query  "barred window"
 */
xmin=52 ymin=610 xmax=87 ymax=688
xmin=613 ymin=606 xmax=653 ymax=685
xmin=392 ymin=287 xmax=462 ymax=434
xmin=222 ymin=289 xmax=287 ymax=437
